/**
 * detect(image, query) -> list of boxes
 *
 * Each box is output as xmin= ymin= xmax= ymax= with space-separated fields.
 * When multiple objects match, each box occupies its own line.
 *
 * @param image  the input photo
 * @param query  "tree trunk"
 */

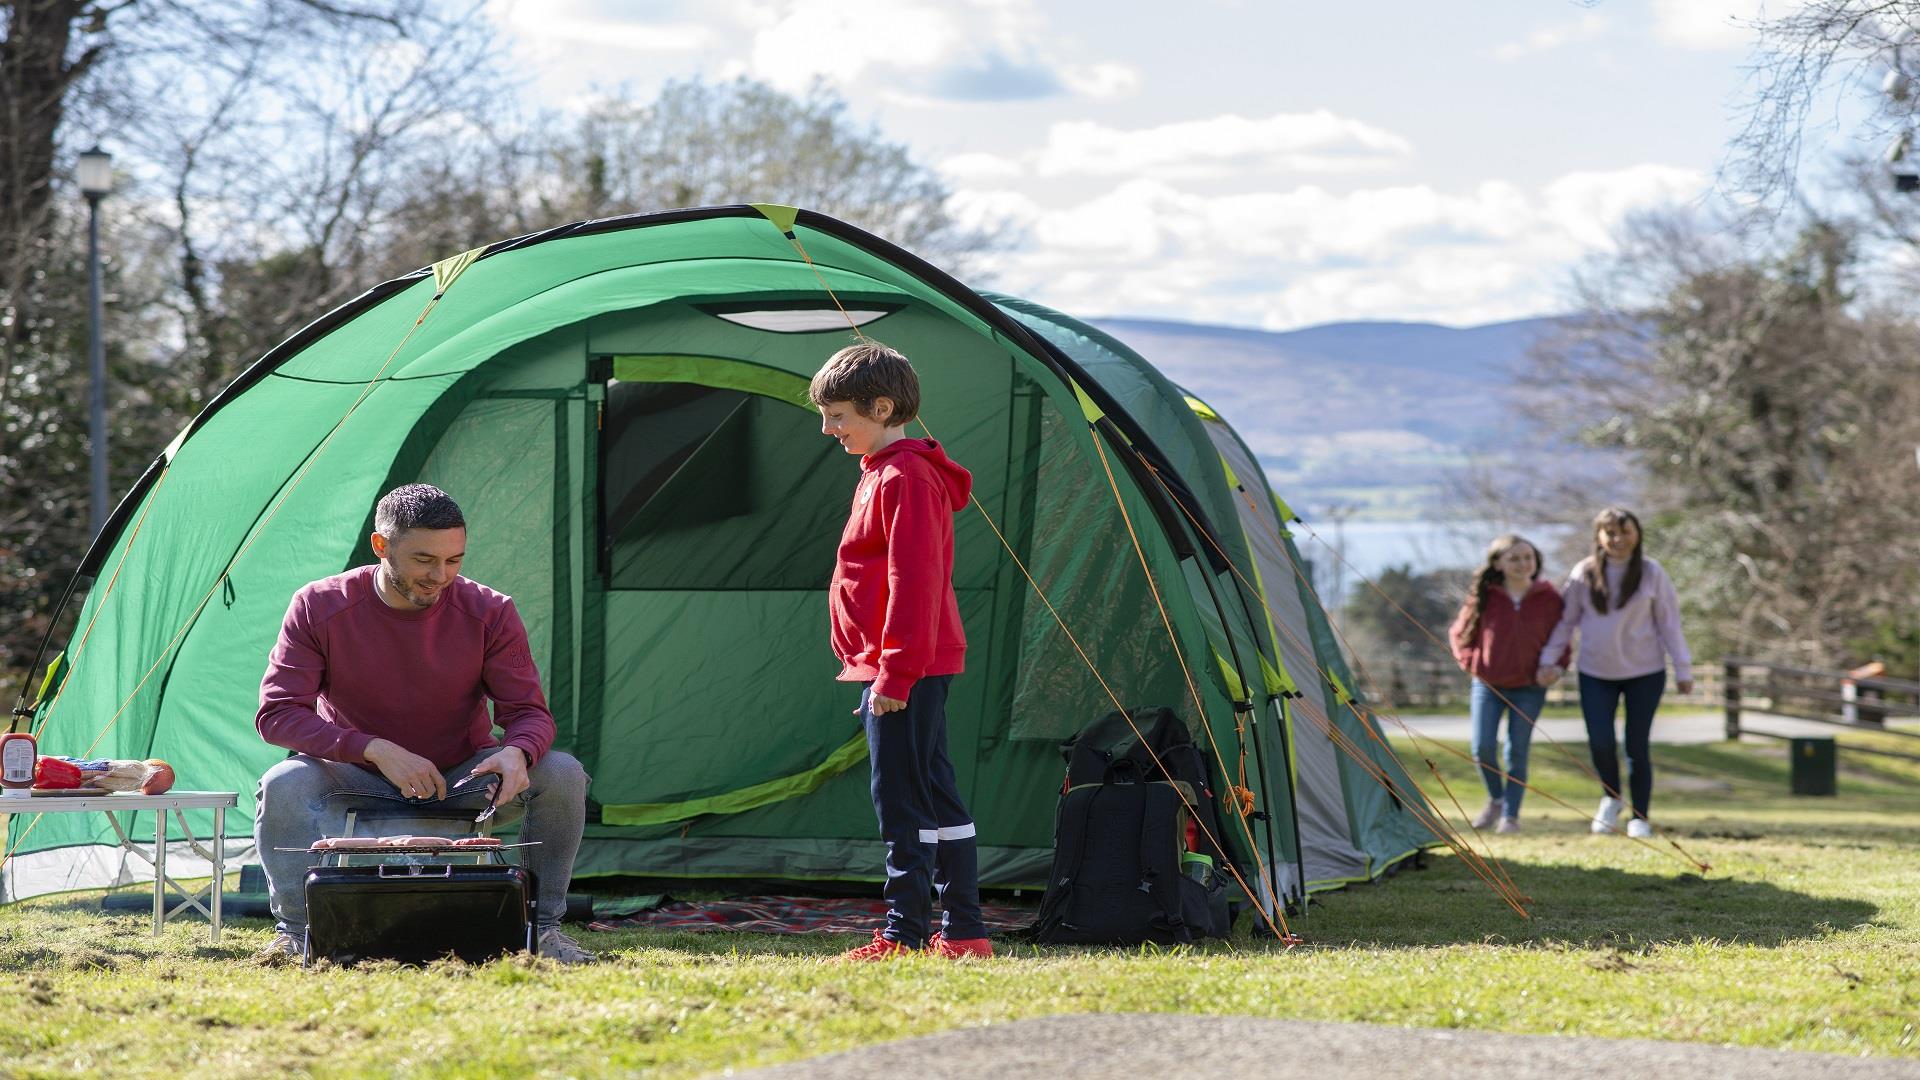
xmin=1 ymin=0 xmax=100 ymax=405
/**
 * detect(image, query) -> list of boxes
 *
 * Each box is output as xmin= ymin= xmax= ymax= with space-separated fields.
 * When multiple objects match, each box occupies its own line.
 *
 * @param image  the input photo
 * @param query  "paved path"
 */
xmin=729 ymin=1013 xmax=1920 ymax=1079
xmin=1391 ymin=708 xmax=1845 ymax=745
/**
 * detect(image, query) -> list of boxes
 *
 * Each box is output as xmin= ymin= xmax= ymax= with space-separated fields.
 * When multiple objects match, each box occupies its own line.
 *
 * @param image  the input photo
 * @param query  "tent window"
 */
xmin=600 ymin=380 xmax=849 ymax=590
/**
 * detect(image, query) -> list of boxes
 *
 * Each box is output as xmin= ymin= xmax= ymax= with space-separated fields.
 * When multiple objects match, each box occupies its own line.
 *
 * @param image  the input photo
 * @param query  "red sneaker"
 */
xmin=927 ymin=932 xmax=993 ymax=959
xmin=837 ymin=930 xmax=915 ymax=961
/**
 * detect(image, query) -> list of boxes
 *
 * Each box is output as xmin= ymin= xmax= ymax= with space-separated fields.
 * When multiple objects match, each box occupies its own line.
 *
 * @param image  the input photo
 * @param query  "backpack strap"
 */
xmin=1032 ymin=783 xmax=1103 ymax=938
xmin=1138 ymin=783 xmax=1187 ymax=936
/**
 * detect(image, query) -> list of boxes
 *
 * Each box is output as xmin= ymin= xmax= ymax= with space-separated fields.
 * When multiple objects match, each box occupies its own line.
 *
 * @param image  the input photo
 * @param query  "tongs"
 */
xmin=447 ymin=773 xmax=503 ymax=824
xmin=473 ymin=777 xmax=503 ymax=824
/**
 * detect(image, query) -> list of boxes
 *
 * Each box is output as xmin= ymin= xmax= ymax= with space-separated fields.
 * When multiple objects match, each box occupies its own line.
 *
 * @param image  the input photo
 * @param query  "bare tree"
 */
xmin=0 ymin=1 xmax=514 ymax=701
xmin=1731 ymin=1 xmax=1920 ymax=203
xmin=538 ymin=78 xmax=1003 ymax=276
xmin=370 ymin=76 xmax=1008 ymax=295
xmin=0 ymin=1 xmax=109 ymax=433
xmin=99 ymin=2 xmax=510 ymax=402
xmin=1520 ymin=206 xmax=1920 ymax=670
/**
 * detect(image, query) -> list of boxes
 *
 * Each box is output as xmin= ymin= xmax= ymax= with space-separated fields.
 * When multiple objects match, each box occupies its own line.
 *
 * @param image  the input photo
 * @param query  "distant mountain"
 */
xmin=1086 ymin=315 xmax=1565 ymax=519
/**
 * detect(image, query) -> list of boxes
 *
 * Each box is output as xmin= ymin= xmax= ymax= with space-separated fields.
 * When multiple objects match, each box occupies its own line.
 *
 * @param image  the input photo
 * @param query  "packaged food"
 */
xmin=70 ymin=758 xmax=153 ymax=792
xmin=33 ymin=757 xmax=85 ymax=790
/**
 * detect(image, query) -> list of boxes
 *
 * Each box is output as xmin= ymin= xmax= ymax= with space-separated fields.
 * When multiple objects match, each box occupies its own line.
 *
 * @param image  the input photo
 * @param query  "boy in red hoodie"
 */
xmin=811 ymin=342 xmax=990 ymax=961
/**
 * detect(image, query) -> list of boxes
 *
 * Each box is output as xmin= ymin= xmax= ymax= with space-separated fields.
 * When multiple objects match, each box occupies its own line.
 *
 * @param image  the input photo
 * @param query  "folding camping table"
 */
xmin=0 ymin=790 xmax=238 ymax=941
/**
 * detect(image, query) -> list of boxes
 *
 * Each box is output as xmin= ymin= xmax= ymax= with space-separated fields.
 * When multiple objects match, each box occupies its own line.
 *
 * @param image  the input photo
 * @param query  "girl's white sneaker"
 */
xmin=1626 ymin=817 xmax=1653 ymax=840
xmin=1591 ymin=796 xmax=1624 ymax=834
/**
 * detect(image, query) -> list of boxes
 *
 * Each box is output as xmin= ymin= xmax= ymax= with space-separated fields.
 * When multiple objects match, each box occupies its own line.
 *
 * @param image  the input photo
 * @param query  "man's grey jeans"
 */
xmin=254 ymin=747 xmax=589 ymax=936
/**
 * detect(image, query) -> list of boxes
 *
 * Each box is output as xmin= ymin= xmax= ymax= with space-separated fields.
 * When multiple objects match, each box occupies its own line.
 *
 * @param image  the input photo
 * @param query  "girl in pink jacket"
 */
xmin=1538 ymin=508 xmax=1693 ymax=839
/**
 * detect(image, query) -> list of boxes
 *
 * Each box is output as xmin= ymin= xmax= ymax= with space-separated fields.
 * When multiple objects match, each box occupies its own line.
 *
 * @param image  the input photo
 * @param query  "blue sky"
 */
xmin=486 ymin=0 xmax=1810 ymax=330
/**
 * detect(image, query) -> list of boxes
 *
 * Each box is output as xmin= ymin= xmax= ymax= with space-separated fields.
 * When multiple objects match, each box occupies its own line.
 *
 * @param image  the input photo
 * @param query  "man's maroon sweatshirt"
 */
xmin=829 ymin=438 xmax=971 ymax=702
xmin=256 ymin=564 xmax=555 ymax=769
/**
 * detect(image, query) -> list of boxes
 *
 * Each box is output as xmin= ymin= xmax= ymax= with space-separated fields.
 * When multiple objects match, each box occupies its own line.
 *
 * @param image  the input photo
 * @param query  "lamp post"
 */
xmin=77 ymin=146 xmax=112 ymax=539
xmin=1322 ymin=502 xmax=1357 ymax=608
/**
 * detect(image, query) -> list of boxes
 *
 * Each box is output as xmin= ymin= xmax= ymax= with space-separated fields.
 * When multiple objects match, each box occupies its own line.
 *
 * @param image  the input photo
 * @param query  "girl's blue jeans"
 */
xmin=1470 ymin=679 xmax=1547 ymax=818
xmin=1579 ymin=669 xmax=1666 ymax=819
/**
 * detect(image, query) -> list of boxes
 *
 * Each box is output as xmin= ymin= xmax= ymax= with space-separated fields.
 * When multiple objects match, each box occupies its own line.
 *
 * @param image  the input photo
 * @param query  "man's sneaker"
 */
xmin=254 ymin=930 xmax=304 ymax=966
xmin=1591 ymin=795 xmax=1624 ymax=835
xmin=1470 ymin=799 xmax=1502 ymax=830
xmin=1496 ymin=816 xmax=1521 ymax=835
xmin=837 ymin=929 xmax=915 ymax=961
xmin=927 ymin=932 xmax=993 ymax=960
xmin=1626 ymin=817 xmax=1653 ymax=840
xmin=537 ymin=927 xmax=597 ymax=965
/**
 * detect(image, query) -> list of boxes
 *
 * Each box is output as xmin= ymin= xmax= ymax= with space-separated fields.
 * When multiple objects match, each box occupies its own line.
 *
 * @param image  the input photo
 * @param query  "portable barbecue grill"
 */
xmin=286 ymin=841 xmax=542 ymax=966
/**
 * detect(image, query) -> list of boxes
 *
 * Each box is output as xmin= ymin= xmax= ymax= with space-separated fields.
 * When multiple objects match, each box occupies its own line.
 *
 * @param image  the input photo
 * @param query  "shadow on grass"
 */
xmin=1290 ymin=856 xmax=1878 ymax=952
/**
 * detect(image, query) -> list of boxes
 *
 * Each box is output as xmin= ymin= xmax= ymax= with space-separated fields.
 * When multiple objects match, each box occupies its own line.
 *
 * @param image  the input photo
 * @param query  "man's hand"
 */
xmin=364 ymin=739 xmax=446 ymax=801
xmin=1536 ymin=665 xmax=1563 ymax=688
xmin=870 ymin=693 xmax=908 ymax=715
xmin=1676 ymin=678 xmax=1695 ymax=695
xmin=465 ymin=746 xmax=530 ymax=805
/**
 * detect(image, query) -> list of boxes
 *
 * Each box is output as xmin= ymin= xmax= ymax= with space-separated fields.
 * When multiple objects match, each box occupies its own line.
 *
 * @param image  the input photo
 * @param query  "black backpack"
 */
xmin=1030 ymin=707 xmax=1234 ymax=945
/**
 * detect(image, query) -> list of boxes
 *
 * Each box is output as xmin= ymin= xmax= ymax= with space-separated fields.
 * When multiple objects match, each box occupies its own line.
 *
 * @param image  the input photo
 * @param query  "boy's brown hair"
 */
xmin=809 ymin=342 xmax=920 ymax=427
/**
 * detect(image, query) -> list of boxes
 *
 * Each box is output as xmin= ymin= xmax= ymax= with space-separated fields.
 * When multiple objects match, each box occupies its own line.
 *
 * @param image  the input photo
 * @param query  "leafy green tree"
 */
xmin=1338 ymin=563 xmax=1460 ymax=664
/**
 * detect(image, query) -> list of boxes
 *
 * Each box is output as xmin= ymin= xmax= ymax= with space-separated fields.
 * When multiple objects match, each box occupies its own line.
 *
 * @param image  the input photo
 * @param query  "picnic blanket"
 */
xmin=588 ymin=895 xmax=1034 ymax=936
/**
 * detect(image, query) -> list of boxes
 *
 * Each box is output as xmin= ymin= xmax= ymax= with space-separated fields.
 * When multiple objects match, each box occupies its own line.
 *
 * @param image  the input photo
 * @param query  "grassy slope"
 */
xmin=2 ymin=733 xmax=1918 ymax=1078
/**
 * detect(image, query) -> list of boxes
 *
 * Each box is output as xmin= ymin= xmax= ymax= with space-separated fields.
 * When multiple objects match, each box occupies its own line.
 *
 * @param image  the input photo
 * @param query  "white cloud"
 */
xmin=1060 ymin=62 xmax=1140 ymax=100
xmin=1541 ymin=163 xmax=1706 ymax=246
xmin=947 ymin=187 xmax=1041 ymax=236
xmin=939 ymin=152 xmax=1026 ymax=181
xmin=962 ymin=164 xmax=1710 ymax=328
xmin=743 ymin=0 xmax=1130 ymax=103
xmin=1651 ymin=0 xmax=1771 ymax=51
xmin=748 ymin=0 xmax=958 ymax=90
xmin=1036 ymin=111 xmax=1414 ymax=180
xmin=488 ymin=0 xmax=713 ymax=52
xmin=1491 ymin=13 xmax=1609 ymax=60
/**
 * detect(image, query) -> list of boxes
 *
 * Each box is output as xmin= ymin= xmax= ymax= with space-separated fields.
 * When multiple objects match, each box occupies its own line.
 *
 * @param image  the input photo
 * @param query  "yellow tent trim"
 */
xmin=431 ymin=247 xmax=486 ymax=296
xmin=1071 ymin=380 xmax=1105 ymax=423
xmin=750 ymin=203 xmax=801 ymax=236
xmin=1184 ymin=394 xmax=1222 ymax=422
xmin=1213 ymin=649 xmax=1247 ymax=700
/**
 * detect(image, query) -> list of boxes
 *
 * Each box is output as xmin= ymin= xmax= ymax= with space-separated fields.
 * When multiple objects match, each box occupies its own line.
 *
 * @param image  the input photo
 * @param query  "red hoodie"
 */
xmin=829 ymin=437 xmax=971 ymax=701
xmin=1449 ymin=578 xmax=1569 ymax=689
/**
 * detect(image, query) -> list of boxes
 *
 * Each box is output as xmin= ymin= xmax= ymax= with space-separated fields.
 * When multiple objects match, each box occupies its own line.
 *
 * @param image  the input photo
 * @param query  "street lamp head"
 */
xmin=76 ymin=146 xmax=113 ymax=198
xmin=1886 ymin=67 xmax=1913 ymax=103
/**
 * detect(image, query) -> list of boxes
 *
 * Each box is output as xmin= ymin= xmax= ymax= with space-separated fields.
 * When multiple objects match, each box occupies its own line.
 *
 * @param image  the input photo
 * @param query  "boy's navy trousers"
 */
xmin=861 ymin=675 xmax=986 ymax=947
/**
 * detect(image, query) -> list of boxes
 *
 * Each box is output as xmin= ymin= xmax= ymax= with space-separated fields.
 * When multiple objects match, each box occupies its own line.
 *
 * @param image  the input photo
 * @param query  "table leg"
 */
xmin=212 ymin=807 xmax=225 ymax=943
xmin=152 ymin=808 xmax=168 ymax=937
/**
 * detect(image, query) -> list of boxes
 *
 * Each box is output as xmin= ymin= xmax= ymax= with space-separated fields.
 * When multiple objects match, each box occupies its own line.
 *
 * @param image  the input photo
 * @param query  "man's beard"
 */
xmin=381 ymin=562 xmax=436 ymax=608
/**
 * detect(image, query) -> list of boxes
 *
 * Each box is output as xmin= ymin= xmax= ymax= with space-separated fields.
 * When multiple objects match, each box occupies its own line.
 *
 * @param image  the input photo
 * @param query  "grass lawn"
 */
xmin=3 ymin=732 xmax=1918 ymax=1078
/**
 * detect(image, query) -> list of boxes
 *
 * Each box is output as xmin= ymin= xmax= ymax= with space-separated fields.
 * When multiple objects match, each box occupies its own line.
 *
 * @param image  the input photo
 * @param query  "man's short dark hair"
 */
xmin=809 ymin=342 xmax=920 ymax=426
xmin=374 ymin=484 xmax=465 ymax=538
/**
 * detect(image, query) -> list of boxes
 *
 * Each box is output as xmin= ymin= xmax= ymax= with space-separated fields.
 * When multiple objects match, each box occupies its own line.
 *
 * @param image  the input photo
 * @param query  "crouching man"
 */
xmin=252 ymin=483 xmax=594 ymax=964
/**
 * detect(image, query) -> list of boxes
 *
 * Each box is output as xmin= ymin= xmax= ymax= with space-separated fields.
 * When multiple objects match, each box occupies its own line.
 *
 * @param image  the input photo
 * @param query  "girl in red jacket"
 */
xmin=1449 ymin=534 xmax=1567 ymax=833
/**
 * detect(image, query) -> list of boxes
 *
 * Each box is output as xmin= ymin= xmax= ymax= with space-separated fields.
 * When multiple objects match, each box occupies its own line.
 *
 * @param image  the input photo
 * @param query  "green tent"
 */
xmin=5 ymin=205 xmax=1435 ymax=907
xmin=983 ymin=294 xmax=1437 ymax=893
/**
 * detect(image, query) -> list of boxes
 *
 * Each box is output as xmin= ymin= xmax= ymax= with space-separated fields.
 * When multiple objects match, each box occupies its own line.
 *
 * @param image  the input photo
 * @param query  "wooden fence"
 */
xmin=1360 ymin=659 xmax=1719 ymax=712
xmin=1721 ymin=658 xmax=1920 ymax=742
